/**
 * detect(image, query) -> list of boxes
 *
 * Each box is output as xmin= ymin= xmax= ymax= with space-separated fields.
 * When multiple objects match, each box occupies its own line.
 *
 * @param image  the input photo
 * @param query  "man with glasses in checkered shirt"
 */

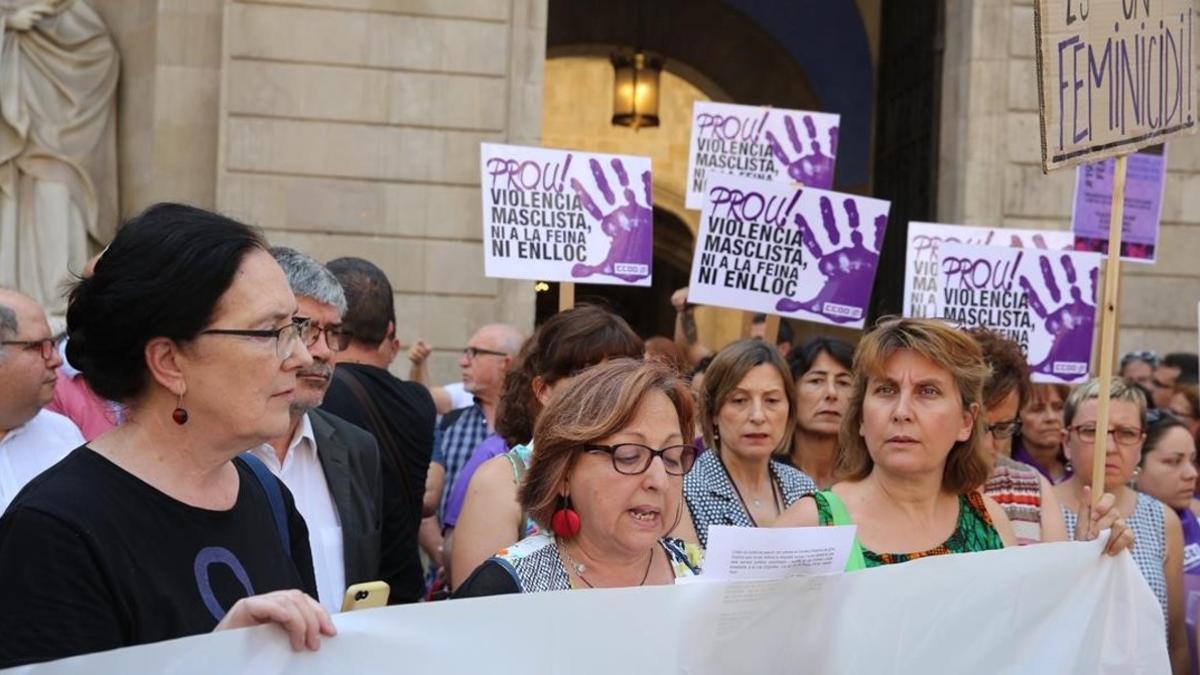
xmin=0 ymin=288 xmax=83 ymax=511
xmin=432 ymin=325 xmax=523 ymax=519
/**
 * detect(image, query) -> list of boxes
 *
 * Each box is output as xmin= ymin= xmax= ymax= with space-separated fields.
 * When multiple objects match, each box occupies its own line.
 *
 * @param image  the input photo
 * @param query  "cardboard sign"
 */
xmin=1071 ymin=144 xmax=1167 ymax=262
xmin=1034 ymin=0 xmax=1196 ymax=172
xmin=687 ymin=174 xmax=889 ymax=329
xmin=904 ymin=222 xmax=1075 ymax=319
xmin=684 ymin=102 xmax=839 ymax=209
xmin=480 ymin=143 xmax=653 ymax=286
xmin=936 ymin=242 xmax=1102 ymax=383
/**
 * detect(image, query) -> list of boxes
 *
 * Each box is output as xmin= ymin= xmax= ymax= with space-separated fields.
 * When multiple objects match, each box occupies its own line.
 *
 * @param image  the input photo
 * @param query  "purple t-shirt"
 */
xmin=1011 ymin=441 xmax=1072 ymax=485
xmin=1178 ymin=508 xmax=1200 ymax=670
xmin=442 ymin=434 xmax=509 ymax=528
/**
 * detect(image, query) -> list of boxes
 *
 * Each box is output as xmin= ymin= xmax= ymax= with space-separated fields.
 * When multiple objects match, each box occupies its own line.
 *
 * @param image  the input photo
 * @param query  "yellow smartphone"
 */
xmin=341 ymin=581 xmax=390 ymax=612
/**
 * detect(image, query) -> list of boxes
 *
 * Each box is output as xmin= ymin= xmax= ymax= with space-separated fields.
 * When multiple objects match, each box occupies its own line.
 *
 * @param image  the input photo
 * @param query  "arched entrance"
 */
xmin=540 ymin=0 xmax=879 ymax=347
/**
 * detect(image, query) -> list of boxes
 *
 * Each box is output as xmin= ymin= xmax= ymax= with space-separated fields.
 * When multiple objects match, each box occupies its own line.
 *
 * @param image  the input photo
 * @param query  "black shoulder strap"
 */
xmin=333 ymin=367 xmax=399 ymax=452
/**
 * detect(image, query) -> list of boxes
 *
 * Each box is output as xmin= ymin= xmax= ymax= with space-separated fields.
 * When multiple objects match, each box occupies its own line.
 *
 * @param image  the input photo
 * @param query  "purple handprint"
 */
xmin=775 ymin=196 xmax=886 ymax=323
xmin=1020 ymin=254 xmax=1096 ymax=376
xmin=570 ymin=158 xmax=652 ymax=283
xmin=1009 ymin=233 xmax=1050 ymax=249
xmin=765 ymin=115 xmax=838 ymax=189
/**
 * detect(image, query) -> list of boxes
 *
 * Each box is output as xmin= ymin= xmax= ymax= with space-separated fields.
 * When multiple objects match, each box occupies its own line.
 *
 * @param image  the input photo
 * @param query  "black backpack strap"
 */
xmin=239 ymin=452 xmax=292 ymax=558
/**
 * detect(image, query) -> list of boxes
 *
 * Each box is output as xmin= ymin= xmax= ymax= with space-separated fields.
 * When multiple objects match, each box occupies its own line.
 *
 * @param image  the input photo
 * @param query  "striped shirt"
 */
xmin=984 ymin=455 xmax=1044 ymax=545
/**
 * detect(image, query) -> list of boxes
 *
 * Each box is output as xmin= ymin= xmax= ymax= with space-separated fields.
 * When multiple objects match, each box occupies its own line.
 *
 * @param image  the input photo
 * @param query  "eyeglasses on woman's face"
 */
xmin=200 ymin=317 xmax=312 ymax=359
xmin=584 ymin=443 xmax=697 ymax=476
xmin=1067 ymin=424 xmax=1146 ymax=446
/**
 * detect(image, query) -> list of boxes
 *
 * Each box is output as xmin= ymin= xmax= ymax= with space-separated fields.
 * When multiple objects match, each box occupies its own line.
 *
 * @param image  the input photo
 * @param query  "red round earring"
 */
xmin=172 ymin=392 xmax=188 ymax=425
xmin=550 ymin=495 xmax=581 ymax=538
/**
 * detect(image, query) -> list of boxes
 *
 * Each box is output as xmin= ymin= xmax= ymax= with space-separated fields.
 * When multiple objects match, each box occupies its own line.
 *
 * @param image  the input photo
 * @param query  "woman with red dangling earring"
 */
xmin=0 ymin=204 xmax=335 ymax=668
xmin=454 ymin=358 xmax=701 ymax=596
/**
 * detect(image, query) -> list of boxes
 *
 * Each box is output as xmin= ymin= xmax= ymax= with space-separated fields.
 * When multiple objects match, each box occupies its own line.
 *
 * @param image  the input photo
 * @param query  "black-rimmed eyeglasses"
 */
xmin=584 ymin=443 xmax=697 ymax=476
xmin=985 ymin=419 xmax=1021 ymax=440
xmin=463 ymin=346 xmax=508 ymax=360
xmin=200 ymin=317 xmax=312 ymax=359
xmin=0 ymin=338 xmax=55 ymax=360
xmin=301 ymin=323 xmax=351 ymax=352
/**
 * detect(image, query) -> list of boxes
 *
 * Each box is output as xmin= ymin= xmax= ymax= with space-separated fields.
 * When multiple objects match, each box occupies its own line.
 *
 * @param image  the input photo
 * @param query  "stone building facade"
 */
xmin=941 ymin=0 xmax=1200 ymax=355
xmin=75 ymin=0 xmax=1199 ymax=383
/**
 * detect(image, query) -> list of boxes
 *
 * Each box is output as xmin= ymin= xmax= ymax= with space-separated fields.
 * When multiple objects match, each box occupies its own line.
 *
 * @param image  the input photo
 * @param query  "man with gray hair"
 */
xmin=0 ymin=288 xmax=83 ymax=512
xmin=251 ymin=247 xmax=386 ymax=614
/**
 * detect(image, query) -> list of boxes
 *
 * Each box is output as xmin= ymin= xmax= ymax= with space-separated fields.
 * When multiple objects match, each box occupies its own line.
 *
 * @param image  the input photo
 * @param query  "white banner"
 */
xmin=8 ymin=538 xmax=1166 ymax=674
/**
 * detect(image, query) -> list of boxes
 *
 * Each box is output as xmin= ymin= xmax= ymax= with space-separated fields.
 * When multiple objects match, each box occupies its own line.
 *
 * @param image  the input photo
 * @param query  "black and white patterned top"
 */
xmin=683 ymin=450 xmax=818 ymax=548
xmin=1063 ymin=491 xmax=1168 ymax=629
xmin=486 ymin=533 xmax=703 ymax=593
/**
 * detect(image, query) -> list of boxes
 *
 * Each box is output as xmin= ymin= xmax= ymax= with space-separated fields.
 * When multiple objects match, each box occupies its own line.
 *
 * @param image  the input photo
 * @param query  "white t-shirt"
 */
xmin=250 ymin=414 xmax=346 ymax=614
xmin=0 ymin=409 xmax=84 ymax=512
xmin=443 ymin=382 xmax=474 ymax=410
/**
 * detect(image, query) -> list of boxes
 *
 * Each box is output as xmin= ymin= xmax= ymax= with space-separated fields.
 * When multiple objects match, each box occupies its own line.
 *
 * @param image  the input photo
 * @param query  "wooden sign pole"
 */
xmin=1089 ymin=154 xmax=1128 ymax=502
xmin=762 ymin=314 xmax=781 ymax=346
xmin=740 ymin=312 xmax=781 ymax=345
xmin=558 ymin=282 xmax=575 ymax=313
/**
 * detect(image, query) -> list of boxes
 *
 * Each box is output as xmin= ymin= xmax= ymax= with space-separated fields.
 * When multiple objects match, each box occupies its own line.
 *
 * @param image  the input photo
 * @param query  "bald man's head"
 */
xmin=0 ymin=288 xmax=62 ymax=432
xmin=458 ymin=323 xmax=523 ymax=402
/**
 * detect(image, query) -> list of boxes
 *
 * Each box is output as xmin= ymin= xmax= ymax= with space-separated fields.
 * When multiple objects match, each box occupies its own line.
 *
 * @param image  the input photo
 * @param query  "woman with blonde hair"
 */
xmin=778 ymin=318 xmax=1131 ymax=570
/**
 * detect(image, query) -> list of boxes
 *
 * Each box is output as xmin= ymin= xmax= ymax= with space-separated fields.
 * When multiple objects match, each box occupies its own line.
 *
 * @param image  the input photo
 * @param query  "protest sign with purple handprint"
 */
xmin=773 ymin=191 xmax=889 ymax=328
xmin=480 ymin=143 xmax=653 ymax=287
xmin=569 ymin=157 xmax=653 ymax=283
xmin=685 ymin=101 xmax=839 ymax=210
xmin=935 ymin=241 xmax=1101 ymax=384
xmin=904 ymin=222 xmax=1074 ymax=319
xmin=686 ymin=174 xmax=889 ymax=330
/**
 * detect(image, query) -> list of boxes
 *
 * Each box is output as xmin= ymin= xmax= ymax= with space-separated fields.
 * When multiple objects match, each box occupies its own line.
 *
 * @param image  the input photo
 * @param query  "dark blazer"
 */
xmin=309 ymin=408 xmax=382 ymax=588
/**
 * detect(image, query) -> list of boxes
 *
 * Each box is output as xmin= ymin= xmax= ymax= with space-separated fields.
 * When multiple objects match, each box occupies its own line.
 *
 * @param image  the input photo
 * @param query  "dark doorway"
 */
xmin=536 ymin=207 xmax=694 ymax=338
xmin=868 ymin=0 xmax=945 ymax=321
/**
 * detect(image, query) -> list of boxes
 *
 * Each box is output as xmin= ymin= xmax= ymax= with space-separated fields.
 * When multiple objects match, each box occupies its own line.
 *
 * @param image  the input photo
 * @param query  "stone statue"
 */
xmin=0 ymin=0 xmax=118 ymax=316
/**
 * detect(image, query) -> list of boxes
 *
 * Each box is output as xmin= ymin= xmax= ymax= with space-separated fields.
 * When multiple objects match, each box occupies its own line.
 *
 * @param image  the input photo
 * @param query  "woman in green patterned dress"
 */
xmin=776 ymin=318 xmax=1131 ymax=569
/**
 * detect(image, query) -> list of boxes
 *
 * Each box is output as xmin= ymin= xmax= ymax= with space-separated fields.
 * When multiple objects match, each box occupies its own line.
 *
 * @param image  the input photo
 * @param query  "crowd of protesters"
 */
xmin=0 ymin=203 xmax=1195 ymax=672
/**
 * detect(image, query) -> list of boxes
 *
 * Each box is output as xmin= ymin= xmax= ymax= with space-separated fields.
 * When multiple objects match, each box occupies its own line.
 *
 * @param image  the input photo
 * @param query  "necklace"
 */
xmin=717 ymin=453 xmax=783 ymax=526
xmin=560 ymin=543 xmax=655 ymax=589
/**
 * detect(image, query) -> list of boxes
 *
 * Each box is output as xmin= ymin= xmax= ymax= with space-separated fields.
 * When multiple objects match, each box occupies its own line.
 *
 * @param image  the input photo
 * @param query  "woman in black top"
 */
xmin=0 ymin=204 xmax=335 ymax=667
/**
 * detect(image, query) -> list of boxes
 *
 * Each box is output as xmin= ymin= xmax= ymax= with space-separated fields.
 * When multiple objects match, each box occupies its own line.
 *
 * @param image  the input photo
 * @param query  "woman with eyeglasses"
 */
xmin=1054 ymin=378 xmax=1190 ymax=674
xmin=675 ymin=340 xmax=817 ymax=549
xmin=787 ymin=337 xmax=855 ymax=490
xmin=0 ymin=204 xmax=334 ymax=667
xmin=446 ymin=305 xmax=643 ymax=590
xmin=1121 ymin=350 xmax=1160 ymax=390
xmin=969 ymin=329 xmax=1067 ymax=545
xmin=454 ymin=358 xmax=701 ymax=596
